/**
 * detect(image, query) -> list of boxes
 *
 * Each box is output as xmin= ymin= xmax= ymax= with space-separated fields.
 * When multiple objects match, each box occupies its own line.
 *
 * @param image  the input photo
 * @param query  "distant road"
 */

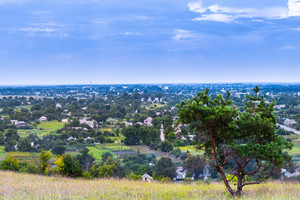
xmin=277 ymin=124 xmax=300 ymax=135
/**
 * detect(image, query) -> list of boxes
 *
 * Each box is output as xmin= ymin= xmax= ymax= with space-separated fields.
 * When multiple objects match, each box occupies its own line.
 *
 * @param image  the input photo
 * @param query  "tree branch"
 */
xmin=244 ymin=159 xmax=261 ymax=175
xmin=242 ymin=172 xmax=271 ymax=187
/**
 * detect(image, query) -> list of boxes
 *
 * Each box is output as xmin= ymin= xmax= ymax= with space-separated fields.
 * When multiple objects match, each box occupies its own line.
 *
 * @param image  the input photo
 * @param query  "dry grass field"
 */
xmin=0 ymin=171 xmax=299 ymax=200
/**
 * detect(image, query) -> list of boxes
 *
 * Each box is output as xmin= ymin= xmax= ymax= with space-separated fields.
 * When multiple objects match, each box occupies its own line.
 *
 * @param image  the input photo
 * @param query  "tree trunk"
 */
xmin=235 ymin=174 xmax=243 ymax=196
xmin=216 ymin=166 xmax=236 ymax=196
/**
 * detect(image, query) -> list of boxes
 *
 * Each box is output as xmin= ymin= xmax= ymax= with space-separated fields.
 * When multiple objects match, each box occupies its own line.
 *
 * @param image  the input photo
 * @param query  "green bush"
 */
xmin=0 ymin=156 xmax=20 ymax=172
xmin=127 ymin=172 xmax=142 ymax=180
xmin=82 ymin=171 xmax=92 ymax=179
xmin=20 ymin=162 xmax=39 ymax=174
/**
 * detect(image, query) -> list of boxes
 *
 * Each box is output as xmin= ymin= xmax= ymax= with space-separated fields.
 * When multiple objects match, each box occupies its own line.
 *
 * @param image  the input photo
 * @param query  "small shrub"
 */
xmin=0 ymin=156 xmax=20 ymax=171
xmin=20 ymin=162 xmax=39 ymax=174
xmin=82 ymin=171 xmax=92 ymax=179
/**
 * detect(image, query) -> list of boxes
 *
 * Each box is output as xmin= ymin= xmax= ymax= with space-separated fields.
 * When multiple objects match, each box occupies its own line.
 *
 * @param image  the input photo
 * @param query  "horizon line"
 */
xmin=0 ymin=81 xmax=300 ymax=87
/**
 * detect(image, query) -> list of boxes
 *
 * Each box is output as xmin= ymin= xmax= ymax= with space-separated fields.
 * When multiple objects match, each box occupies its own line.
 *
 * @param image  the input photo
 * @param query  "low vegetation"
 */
xmin=0 ymin=171 xmax=299 ymax=200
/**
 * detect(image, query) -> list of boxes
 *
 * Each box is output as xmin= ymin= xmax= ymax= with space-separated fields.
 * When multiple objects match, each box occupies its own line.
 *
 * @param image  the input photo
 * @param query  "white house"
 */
xmin=39 ymin=116 xmax=47 ymax=122
xmin=176 ymin=167 xmax=187 ymax=180
xmin=15 ymin=121 xmax=28 ymax=127
xmin=79 ymin=118 xmax=97 ymax=128
xmin=67 ymin=137 xmax=77 ymax=141
xmin=142 ymin=174 xmax=153 ymax=182
xmin=144 ymin=117 xmax=153 ymax=126
xmin=62 ymin=118 xmax=69 ymax=123
xmin=125 ymin=122 xmax=133 ymax=127
xmin=84 ymin=137 xmax=93 ymax=142
xmin=135 ymin=122 xmax=144 ymax=126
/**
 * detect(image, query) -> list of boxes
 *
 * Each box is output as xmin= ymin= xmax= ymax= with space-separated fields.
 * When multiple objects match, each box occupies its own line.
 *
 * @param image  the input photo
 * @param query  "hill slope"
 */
xmin=0 ymin=171 xmax=299 ymax=199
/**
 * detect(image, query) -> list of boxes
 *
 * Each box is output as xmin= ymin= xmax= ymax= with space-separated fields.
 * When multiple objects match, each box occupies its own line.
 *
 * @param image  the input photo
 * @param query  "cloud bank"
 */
xmin=188 ymin=0 xmax=300 ymax=23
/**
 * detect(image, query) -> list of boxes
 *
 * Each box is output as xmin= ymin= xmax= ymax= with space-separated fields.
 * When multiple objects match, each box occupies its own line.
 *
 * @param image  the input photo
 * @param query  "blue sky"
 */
xmin=0 ymin=0 xmax=299 ymax=85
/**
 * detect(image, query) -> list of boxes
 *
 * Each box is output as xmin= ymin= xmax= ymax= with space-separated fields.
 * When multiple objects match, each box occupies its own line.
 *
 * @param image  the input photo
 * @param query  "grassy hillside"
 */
xmin=0 ymin=171 xmax=299 ymax=200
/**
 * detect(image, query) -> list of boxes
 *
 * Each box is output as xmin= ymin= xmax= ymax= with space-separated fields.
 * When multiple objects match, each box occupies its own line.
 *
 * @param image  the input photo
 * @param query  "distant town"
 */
xmin=0 ymin=83 xmax=298 ymax=182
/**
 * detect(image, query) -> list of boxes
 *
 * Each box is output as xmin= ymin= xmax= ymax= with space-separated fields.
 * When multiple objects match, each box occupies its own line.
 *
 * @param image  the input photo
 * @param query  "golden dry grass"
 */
xmin=0 ymin=171 xmax=299 ymax=200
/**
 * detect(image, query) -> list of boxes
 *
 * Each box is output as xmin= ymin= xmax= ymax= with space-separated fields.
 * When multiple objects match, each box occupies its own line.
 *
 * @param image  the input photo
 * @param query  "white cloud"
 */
xmin=287 ymin=0 xmax=300 ymax=17
xmin=13 ymin=24 xmax=68 ymax=38
xmin=187 ymin=1 xmax=206 ymax=13
xmin=193 ymin=13 xmax=237 ymax=23
xmin=188 ymin=0 xmax=300 ymax=23
xmin=172 ymin=29 xmax=197 ymax=41
xmin=117 ymin=32 xmax=141 ymax=36
xmin=18 ymin=27 xmax=57 ymax=33
xmin=281 ymin=45 xmax=300 ymax=50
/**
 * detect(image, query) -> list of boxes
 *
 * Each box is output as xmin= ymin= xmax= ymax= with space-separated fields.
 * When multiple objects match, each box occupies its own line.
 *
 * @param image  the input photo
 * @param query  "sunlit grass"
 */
xmin=5 ymin=152 xmax=40 ymax=163
xmin=0 ymin=171 xmax=299 ymax=199
xmin=37 ymin=121 xmax=65 ymax=130
xmin=18 ymin=121 xmax=65 ymax=137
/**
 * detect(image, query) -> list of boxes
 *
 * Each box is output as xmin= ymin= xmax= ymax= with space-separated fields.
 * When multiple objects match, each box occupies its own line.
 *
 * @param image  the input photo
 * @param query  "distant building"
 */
xmin=82 ymin=107 xmax=87 ymax=111
xmin=142 ymin=174 xmax=153 ymax=182
xmin=62 ymin=118 xmax=69 ymax=123
xmin=67 ymin=137 xmax=77 ymax=141
xmin=79 ymin=117 xmax=97 ymax=128
xmin=39 ymin=116 xmax=47 ymax=122
xmin=84 ymin=137 xmax=93 ymax=142
xmin=135 ymin=122 xmax=144 ymax=126
xmin=144 ymin=117 xmax=153 ymax=126
xmin=284 ymin=119 xmax=297 ymax=126
xmin=125 ymin=122 xmax=133 ymax=127
xmin=11 ymin=120 xmax=19 ymax=125
xmin=15 ymin=121 xmax=28 ymax=127
xmin=11 ymin=120 xmax=28 ymax=127
xmin=274 ymin=105 xmax=286 ymax=110
xmin=56 ymin=103 xmax=62 ymax=108
xmin=176 ymin=167 xmax=187 ymax=180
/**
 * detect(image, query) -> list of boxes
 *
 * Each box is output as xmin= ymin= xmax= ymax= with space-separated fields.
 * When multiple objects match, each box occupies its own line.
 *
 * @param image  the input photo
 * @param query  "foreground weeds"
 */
xmin=0 ymin=171 xmax=299 ymax=200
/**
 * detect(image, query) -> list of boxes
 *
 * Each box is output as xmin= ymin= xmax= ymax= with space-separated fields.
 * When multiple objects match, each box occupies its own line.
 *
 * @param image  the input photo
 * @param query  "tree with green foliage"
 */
xmin=18 ymin=137 xmax=32 ymax=152
xmin=5 ymin=129 xmax=19 ymax=143
xmin=177 ymin=87 xmax=293 ymax=196
xmin=39 ymin=150 xmax=53 ymax=175
xmin=0 ymin=131 xmax=4 ymax=145
xmin=0 ymin=156 xmax=20 ymax=171
xmin=101 ymin=152 xmax=113 ymax=163
xmin=183 ymin=153 xmax=205 ymax=178
xmin=161 ymin=140 xmax=173 ymax=152
xmin=51 ymin=145 xmax=66 ymax=155
xmin=75 ymin=148 xmax=95 ymax=171
xmin=62 ymin=154 xmax=83 ymax=177
xmin=155 ymin=157 xmax=176 ymax=178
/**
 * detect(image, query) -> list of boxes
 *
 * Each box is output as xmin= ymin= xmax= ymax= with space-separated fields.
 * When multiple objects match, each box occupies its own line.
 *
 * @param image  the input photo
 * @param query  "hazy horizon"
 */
xmin=0 ymin=0 xmax=300 ymax=85
xmin=0 ymin=81 xmax=299 ymax=87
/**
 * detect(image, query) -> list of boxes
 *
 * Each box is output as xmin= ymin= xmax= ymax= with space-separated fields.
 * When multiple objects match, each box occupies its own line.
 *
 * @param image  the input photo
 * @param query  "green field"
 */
xmin=289 ymin=141 xmax=300 ymax=166
xmin=144 ymin=103 xmax=166 ymax=110
xmin=87 ymin=146 xmax=115 ymax=163
xmin=0 ymin=171 xmax=299 ymax=199
xmin=129 ymin=145 xmax=182 ymax=163
xmin=5 ymin=152 xmax=40 ymax=163
xmin=37 ymin=121 xmax=65 ymax=130
xmin=18 ymin=121 xmax=65 ymax=137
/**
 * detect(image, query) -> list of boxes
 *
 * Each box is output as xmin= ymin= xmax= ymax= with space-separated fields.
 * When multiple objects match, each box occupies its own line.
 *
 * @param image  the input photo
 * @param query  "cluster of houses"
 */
xmin=142 ymin=165 xmax=211 ymax=183
xmin=124 ymin=117 xmax=153 ymax=127
xmin=66 ymin=136 xmax=94 ymax=143
xmin=79 ymin=117 xmax=97 ymax=129
xmin=284 ymin=118 xmax=297 ymax=126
